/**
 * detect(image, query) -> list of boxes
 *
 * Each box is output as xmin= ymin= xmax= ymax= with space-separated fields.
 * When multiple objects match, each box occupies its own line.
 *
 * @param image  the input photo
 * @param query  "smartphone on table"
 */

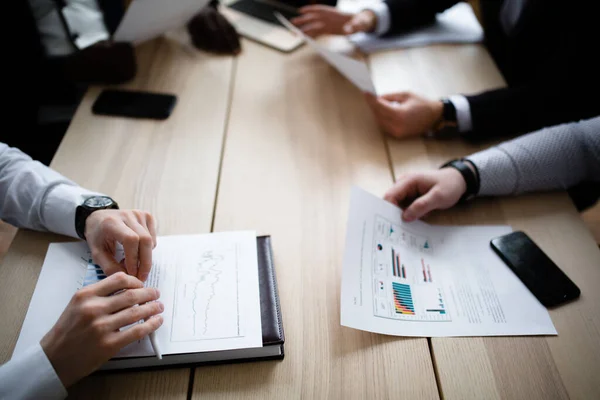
xmin=92 ymin=89 xmax=177 ymax=120
xmin=490 ymin=231 xmax=580 ymax=307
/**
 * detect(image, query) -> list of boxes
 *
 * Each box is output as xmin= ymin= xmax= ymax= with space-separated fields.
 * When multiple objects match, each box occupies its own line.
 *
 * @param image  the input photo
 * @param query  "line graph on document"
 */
xmin=171 ymin=243 xmax=242 ymax=342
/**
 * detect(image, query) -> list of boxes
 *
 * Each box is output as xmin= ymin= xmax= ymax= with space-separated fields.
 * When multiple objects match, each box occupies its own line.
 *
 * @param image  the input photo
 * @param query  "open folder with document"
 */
xmin=341 ymin=187 xmax=557 ymax=337
xmin=13 ymin=232 xmax=284 ymax=370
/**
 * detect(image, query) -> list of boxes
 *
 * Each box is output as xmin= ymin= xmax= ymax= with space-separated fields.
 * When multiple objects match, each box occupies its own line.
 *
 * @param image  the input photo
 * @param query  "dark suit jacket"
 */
xmin=383 ymin=0 xmax=600 ymax=141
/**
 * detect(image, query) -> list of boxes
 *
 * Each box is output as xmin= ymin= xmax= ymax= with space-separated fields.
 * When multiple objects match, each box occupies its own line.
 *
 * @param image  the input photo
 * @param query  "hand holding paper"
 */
xmin=275 ymin=12 xmax=376 ymax=94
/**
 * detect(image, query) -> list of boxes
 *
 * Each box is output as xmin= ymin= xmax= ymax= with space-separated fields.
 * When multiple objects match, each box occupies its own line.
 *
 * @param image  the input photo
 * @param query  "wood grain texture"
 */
xmin=0 ymin=220 xmax=16 ymax=261
xmin=371 ymin=44 xmax=600 ymax=400
xmin=190 ymin=39 xmax=440 ymax=400
xmin=0 ymin=37 xmax=234 ymax=399
xmin=582 ymin=204 xmax=600 ymax=244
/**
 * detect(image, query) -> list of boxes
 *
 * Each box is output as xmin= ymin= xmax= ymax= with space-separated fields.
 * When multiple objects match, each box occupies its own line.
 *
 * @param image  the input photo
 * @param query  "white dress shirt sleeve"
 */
xmin=0 ymin=143 xmax=101 ymax=238
xmin=363 ymin=3 xmax=392 ymax=36
xmin=0 ymin=343 xmax=67 ymax=400
xmin=27 ymin=0 xmax=110 ymax=56
xmin=448 ymin=94 xmax=473 ymax=132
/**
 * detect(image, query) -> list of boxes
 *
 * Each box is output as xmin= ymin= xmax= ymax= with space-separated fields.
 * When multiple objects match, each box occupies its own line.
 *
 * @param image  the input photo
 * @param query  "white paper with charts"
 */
xmin=341 ymin=187 xmax=557 ymax=337
xmin=13 ymin=232 xmax=263 ymax=361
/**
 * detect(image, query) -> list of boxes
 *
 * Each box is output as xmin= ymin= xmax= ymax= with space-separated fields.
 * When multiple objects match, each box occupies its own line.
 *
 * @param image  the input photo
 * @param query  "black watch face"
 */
xmin=84 ymin=196 xmax=114 ymax=208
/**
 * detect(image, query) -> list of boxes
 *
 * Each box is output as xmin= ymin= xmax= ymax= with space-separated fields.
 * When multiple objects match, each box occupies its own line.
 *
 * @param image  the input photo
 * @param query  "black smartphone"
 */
xmin=92 ymin=89 xmax=177 ymax=120
xmin=490 ymin=231 xmax=580 ymax=307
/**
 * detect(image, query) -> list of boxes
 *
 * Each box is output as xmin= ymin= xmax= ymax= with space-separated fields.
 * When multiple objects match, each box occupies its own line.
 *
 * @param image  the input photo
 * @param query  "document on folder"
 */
xmin=275 ymin=13 xmax=376 ymax=94
xmin=341 ymin=187 xmax=557 ymax=337
xmin=14 ymin=232 xmax=263 ymax=363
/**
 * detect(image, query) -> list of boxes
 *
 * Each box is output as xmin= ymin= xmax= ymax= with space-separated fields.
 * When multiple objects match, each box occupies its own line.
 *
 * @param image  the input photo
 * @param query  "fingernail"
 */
xmin=158 ymin=302 xmax=164 ymax=312
xmin=403 ymin=213 xmax=414 ymax=222
xmin=141 ymin=273 xmax=149 ymax=282
xmin=156 ymin=315 xmax=164 ymax=324
xmin=155 ymin=288 xmax=161 ymax=297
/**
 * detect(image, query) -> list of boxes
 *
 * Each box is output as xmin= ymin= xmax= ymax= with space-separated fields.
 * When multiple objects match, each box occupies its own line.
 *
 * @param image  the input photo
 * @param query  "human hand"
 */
xmin=85 ymin=210 xmax=157 ymax=281
xmin=384 ymin=168 xmax=467 ymax=222
xmin=365 ymin=92 xmax=443 ymax=138
xmin=40 ymin=273 xmax=164 ymax=388
xmin=187 ymin=7 xmax=241 ymax=55
xmin=291 ymin=6 xmax=377 ymax=38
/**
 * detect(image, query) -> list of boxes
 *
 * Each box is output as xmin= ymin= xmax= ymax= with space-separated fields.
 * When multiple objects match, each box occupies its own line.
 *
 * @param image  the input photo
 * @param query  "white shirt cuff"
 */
xmin=43 ymin=184 xmax=102 ymax=239
xmin=64 ymin=3 xmax=110 ymax=50
xmin=364 ymin=3 xmax=392 ymax=36
xmin=448 ymin=95 xmax=473 ymax=133
xmin=0 ymin=343 xmax=67 ymax=399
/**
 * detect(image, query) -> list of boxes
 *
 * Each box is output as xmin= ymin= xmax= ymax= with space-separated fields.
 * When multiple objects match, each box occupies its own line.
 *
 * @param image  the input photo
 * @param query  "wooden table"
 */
xmin=1 ymin=31 xmax=599 ymax=400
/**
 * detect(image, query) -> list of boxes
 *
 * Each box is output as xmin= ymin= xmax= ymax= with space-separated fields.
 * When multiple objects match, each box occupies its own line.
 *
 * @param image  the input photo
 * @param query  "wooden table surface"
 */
xmin=1 ymin=30 xmax=599 ymax=400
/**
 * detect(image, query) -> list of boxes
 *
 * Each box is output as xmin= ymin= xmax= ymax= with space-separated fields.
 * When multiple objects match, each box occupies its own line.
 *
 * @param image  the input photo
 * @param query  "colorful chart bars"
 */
xmin=391 ymin=249 xmax=406 ymax=278
xmin=392 ymin=282 xmax=415 ymax=315
xmin=81 ymin=257 xmax=106 ymax=287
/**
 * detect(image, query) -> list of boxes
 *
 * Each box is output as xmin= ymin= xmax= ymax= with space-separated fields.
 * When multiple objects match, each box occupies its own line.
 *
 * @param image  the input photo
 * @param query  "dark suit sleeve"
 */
xmin=464 ymin=81 xmax=600 ymax=141
xmin=383 ymin=0 xmax=461 ymax=35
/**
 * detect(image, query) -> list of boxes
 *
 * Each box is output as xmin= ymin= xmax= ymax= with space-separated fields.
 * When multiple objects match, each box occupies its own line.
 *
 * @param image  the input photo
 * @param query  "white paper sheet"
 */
xmin=13 ymin=232 xmax=263 ymax=361
xmin=114 ymin=0 xmax=212 ymax=44
xmin=341 ymin=187 xmax=557 ymax=337
xmin=350 ymin=3 xmax=484 ymax=54
xmin=275 ymin=12 xmax=376 ymax=94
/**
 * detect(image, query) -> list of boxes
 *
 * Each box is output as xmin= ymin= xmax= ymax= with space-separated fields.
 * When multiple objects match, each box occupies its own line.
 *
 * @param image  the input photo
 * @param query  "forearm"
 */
xmin=0 ymin=144 xmax=100 ymax=237
xmin=382 ymin=0 xmax=459 ymax=35
xmin=466 ymin=117 xmax=600 ymax=196
xmin=464 ymin=76 xmax=600 ymax=141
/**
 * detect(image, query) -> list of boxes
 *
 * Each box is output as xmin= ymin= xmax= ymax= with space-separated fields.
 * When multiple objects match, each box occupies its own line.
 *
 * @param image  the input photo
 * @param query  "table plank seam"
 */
xmin=428 ymin=338 xmax=446 ymax=400
xmin=209 ymin=56 xmax=240 ymax=234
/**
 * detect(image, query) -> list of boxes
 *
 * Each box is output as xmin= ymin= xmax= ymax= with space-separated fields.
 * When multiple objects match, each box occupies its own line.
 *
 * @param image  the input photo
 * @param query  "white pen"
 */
xmin=149 ymin=331 xmax=162 ymax=360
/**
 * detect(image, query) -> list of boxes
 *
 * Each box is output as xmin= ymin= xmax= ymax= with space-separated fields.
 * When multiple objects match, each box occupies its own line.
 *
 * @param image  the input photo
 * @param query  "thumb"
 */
xmin=92 ymin=249 xmax=126 ymax=277
xmin=382 ymin=92 xmax=411 ymax=103
xmin=343 ymin=15 xmax=368 ymax=34
xmin=402 ymin=190 xmax=442 ymax=222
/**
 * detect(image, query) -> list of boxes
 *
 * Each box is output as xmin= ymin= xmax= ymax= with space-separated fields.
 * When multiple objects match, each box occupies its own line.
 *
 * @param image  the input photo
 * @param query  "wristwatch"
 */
xmin=440 ymin=159 xmax=480 ymax=203
xmin=430 ymin=98 xmax=459 ymax=138
xmin=75 ymin=196 xmax=119 ymax=240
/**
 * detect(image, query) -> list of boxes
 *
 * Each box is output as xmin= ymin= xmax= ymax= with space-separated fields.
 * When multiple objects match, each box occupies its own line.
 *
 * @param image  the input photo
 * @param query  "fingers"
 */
xmin=113 ymin=315 xmax=164 ymax=349
xmin=106 ymin=301 xmax=164 ymax=331
xmin=291 ymin=14 xmax=317 ymax=26
xmin=343 ymin=14 xmax=371 ymax=34
xmin=298 ymin=5 xmax=331 ymax=13
xmin=127 ymin=221 xmax=153 ymax=281
xmin=382 ymin=92 xmax=411 ymax=103
xmin=143 ymin=214 xmax=157 ymax=248
xmin=113 ymin=222 xmax=140 ymax=278
xmin=299 ymin=22 xmax=326 ymax=38
xmin=403 ymin=189 xmax=444 ymax=222
xmin=91 ymin=272 xmax=144 ymax=297
xmin=384 ymin=175 xmax=421 ymax=206
xmin=92 ymin=249 xmax=126 ymax=277
xmin=105 ymin=287 xmax=160 ymax=313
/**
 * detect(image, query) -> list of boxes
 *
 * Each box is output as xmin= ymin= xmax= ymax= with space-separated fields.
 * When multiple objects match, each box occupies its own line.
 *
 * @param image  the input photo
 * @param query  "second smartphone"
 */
xmin=92 ymin=89 xmax=177 ymax=120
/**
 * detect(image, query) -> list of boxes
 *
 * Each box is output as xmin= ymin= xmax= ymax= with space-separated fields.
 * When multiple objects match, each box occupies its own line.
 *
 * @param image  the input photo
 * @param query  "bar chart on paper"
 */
xmin=372 ymin=215 xmax=451 ymax=322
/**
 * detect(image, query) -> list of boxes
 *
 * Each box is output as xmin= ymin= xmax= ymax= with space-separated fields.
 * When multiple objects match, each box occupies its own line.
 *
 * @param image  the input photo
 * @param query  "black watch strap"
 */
xmin=440 ymin=159 xmax=480 ymax=203
xmin=430 ymin=98 xmax=459 ymax=139
xmin=75 ymin=197 xmax=119 ymax=240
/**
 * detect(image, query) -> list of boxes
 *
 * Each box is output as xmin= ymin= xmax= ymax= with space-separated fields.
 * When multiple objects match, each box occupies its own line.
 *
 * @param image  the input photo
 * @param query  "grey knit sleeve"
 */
xmin=466 ymin=116 xmax=600 ymax=196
